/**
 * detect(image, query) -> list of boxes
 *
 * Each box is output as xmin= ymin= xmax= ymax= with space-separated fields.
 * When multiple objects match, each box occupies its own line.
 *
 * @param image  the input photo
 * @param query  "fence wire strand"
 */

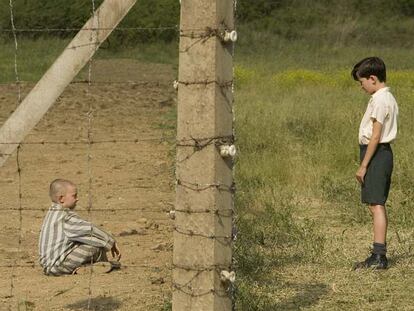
xmin=0 ymin=26 xmax=178 ymax=33
xmin=8 ymin=0 xmax=21 ymax=105
xmin=86 ymin=1 xmax=98 ymax=309
xmin=0 ymin=25 xmax=237 ymax=34
xmin=232 ymin=1 xmax=237 ymax=309
xmin=7 ymin=145 xmax=23 ymax=309
xmin=6 ymin=2 xmax=22 ymax=309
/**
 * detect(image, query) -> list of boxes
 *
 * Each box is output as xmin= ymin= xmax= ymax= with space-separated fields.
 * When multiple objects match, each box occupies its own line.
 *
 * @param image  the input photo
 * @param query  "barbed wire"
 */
xmin=172 ymin=283 xmax=230 ymax=298
xmin=174 ymin=208 xmax=233 ymax=217
xmin=0 ymin=137 xmax=175 ymax=145
xmin=1 ymin=262 xmax=233 ymax=272
xmin=86 ymin=2 xmax=99 ymax=308
xmin=0 ymin=263 xmax=169 ymax=269
xmin=177 ymin=135 xmax=234 ymax=145
xmin=0 ymin=264 xmax=231 ymax=274
xmin=231 ymin=2 xmax=237 ymax=309
xmin=179 ymin=26 xmax=235 ymax=54
xmin=176 ymin=135 xmax=234 ymax=163
xmin=0 ymin=80 xmax=173 ymax=86
xmin=7 ymin=145 xmax=23 ymax=310
xmin=173 ymin=226 xmax=233 ymax=247
xmin=6 ymin=2 xmax=22 ymax=309
xmin=171 ymin=263 xmax=233 ymax=298
xmin=0 ymin=205 xmax=232 ymax=218
xmin=0 ymin=133 xmax=224 ymax=161
xmin=8 ymin=0 xmax=21 ymax=106
xmin=176 ymin=178 xmax=235 ymax=193
xmin=60 ymin=25 xmax=234 ymax=52
xmin=2 ymin=3 xmax=236 ymax=310
xmin=69 ymin=80 xmax=171 ymax=85
xmin=177 ymin=80 xmax=233 ymax=88
xmin=67 ymin=41 xmax=100 ymax=50
xmin=173 ymin=262 xmax=231 ymax=272
xmin=171 ymin=270 xmax=229 ymax=298
xmin=0 ymin=26 xmax=178 ymax=33
xmin=0 ymin=207 xmax=172 ymax=212
xmin=175 ymin=79 xmax=234 ymax=113
xmin=0 ymin=25 xmax=235 ymax=34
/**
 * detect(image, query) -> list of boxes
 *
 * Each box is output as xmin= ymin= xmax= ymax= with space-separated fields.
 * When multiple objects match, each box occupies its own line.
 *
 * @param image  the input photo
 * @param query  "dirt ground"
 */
xmin=0 ymin=59 xmax=176 ymax=311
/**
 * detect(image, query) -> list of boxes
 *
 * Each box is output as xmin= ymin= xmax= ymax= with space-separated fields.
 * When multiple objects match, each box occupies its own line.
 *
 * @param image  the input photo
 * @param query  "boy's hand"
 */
xmin=356 ymin=165 xmax=367 ymax=184
xmin=111 ymin=242 xmax=121 ymax=261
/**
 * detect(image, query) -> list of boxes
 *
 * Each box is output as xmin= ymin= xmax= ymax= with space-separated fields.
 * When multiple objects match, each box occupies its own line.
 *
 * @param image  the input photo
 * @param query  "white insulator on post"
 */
xmin=219 ymin=144 xmax=236 ymax=158
xmin=173 ymin=80 xmax=179 ymax=90
xmin=222 ymin=30 xmax=237 ymax=42
xmin=220 ymin=270 xmax=236 ymax=284
xmin=168 ymin=210 xmax=176 ymax=220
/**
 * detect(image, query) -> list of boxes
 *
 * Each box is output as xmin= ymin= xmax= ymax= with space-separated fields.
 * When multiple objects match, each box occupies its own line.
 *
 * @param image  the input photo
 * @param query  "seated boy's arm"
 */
xmin=111 ymin=242 xmax=122 ymax=261
xmin=64 ymin=212 xmax=115 ymax=250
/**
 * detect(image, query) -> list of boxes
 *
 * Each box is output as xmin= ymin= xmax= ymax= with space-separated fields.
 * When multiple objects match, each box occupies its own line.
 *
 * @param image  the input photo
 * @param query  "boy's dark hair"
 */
xmin=351 ymin=57 xmax=386 ymax=82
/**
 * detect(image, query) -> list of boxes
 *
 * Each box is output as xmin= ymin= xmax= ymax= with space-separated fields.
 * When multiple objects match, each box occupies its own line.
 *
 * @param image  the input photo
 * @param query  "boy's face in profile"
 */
xmin=60 ymin=185 xmax=79 ymax=209
xmin=357 ymin=75 xmax=378 ymax=95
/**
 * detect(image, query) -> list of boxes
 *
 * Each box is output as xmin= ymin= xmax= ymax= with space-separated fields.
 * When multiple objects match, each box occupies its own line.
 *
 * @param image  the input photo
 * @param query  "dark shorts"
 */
xmin=359 ymin=143 xmax=393 ymax=206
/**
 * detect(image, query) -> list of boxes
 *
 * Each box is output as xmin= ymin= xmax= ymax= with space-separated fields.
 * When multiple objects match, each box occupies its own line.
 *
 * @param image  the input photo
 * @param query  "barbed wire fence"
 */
xmin=2 ymin=1 xmax=237 ymax=310
xmin=3 ymin=2 xmax=178 ymax=310
xmin=86 ymin=0 xmax=99 ymax=308
xmin=7 ymin=1 xmax=23 ymax=308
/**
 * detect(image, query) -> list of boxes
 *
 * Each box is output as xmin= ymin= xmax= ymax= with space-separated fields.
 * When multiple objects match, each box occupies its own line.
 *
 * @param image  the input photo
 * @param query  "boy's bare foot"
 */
xmin=108 ymin=260 xmax=121 ymax=272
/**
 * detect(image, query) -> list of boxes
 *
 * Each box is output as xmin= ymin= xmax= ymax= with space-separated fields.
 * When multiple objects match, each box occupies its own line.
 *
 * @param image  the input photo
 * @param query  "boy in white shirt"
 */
xmin=351 ymin=57 xmax=398 ymax=269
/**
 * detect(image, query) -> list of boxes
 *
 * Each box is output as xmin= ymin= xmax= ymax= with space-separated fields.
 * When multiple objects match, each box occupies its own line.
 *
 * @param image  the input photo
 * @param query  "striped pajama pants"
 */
xmin=49 ymin=244 xmax=108 ymax=275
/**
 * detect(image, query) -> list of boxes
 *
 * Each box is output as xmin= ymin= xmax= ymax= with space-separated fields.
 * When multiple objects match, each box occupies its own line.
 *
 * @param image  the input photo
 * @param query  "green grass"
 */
xmin=0 ymin=37 xmax=70 ymax=82
xmin=96 ymin=40 xmax=178 ymax=66
xmin=0 ymin=37 xmax=178 ymax=83
xmin=233 ymin=37 xmax=414 ymax=310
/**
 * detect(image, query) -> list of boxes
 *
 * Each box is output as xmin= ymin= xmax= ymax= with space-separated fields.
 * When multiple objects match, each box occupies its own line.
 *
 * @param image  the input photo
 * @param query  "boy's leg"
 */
xmin=59 ymin=244 xmax=109 ymax=274
xmin=354 ymin=204 xmax=388 ymax=270
xmin=369 ymin=204 xmax=388 ymax=244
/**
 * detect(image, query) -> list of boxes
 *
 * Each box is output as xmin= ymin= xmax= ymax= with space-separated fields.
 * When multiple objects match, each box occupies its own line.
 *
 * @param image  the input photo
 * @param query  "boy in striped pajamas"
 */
xmin=39 ymin=179 xmax=121 ymax=275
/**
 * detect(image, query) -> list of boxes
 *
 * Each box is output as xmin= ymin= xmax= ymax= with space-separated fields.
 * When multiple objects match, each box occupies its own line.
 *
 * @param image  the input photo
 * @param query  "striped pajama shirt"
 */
xmin=39 ymin=203 xmax=115 ymax=275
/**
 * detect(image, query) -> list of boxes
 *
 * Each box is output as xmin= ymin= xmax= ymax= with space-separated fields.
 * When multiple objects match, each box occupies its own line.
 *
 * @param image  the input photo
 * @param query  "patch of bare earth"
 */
xmin=0 ymin=59 xmax=176 ymax=310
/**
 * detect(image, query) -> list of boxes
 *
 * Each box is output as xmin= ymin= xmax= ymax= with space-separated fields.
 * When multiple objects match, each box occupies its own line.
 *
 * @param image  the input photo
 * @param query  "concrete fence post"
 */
xmin=173 ymin=0 xmax=235 ymax=310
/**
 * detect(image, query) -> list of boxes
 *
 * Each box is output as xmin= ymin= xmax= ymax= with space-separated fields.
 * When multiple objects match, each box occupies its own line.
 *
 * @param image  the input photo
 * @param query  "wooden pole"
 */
xmin=0 ymin=0 xmax=137 ymax=167
xmin=173 ymin=1 xmax=235 ymax=310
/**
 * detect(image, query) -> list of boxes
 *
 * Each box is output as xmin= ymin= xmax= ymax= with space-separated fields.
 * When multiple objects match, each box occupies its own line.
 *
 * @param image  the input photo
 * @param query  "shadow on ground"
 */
xmin=237 ymin=281 xmax=329 ymax=310
xmin=274 ymin=282 xmax=329 ymax=310
xmin=66 ymin=296 xmax=121 ymax=311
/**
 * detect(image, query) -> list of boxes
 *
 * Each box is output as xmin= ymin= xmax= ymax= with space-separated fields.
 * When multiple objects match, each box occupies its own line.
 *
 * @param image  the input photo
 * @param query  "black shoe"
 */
xmin=353 ymin=253 xmax=388 ymax=270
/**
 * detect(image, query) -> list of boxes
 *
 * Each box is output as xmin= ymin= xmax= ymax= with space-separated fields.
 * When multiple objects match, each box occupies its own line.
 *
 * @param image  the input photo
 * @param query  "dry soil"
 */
xmin=0 ymin=59 xmax=176 ymax=311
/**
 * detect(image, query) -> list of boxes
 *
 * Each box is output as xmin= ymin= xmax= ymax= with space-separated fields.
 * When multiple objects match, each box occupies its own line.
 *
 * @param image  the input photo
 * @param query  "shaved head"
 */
xmin=49 ymin=179 xmax=76 ymax=203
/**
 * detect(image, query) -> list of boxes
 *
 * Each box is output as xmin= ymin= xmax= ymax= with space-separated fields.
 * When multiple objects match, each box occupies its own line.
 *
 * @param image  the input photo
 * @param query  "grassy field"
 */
xmin=1 ymin=31 xmax=414 ymax=309
xmin=0 ymin=37 xmax=178 ymax=83
xmin=233 ymin=33 xmax=414 ymax=310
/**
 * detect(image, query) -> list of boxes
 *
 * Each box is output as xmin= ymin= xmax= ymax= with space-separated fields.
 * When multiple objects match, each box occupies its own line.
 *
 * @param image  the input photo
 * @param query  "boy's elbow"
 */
xmin=371 ymin=135 xmax=381 ymax=143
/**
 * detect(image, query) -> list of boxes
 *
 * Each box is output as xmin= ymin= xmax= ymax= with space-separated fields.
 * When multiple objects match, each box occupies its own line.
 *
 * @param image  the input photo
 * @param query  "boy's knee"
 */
xmin=369 ymin=204 xmax=386 ymax=214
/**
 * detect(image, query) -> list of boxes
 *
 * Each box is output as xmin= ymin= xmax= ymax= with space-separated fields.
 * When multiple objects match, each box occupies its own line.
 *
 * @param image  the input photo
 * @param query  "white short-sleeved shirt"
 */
xmin=359 ymin=87 xmax=398 ymax=145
